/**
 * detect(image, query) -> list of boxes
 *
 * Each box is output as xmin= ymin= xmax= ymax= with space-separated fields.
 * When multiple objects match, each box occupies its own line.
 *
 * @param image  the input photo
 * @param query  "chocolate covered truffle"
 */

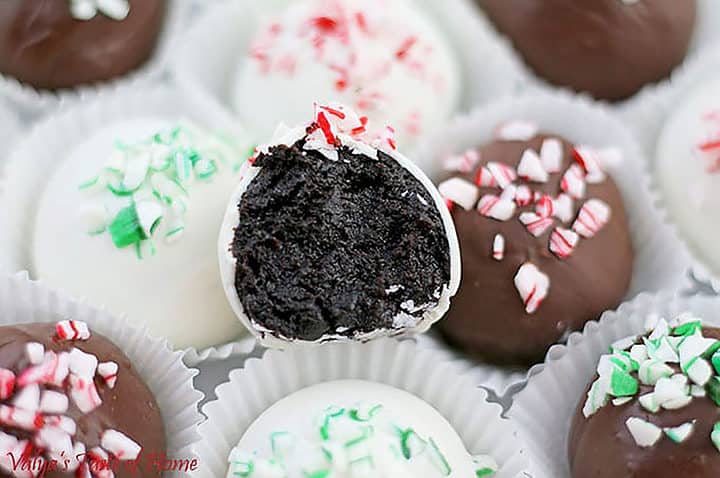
xmin=570 ymin=314 xmax=720 ymax=477
xmin=477 ymin=0 xmax=697 ymax=101
xmin=218 ymin=103 xmax=460 ymax=346
xmin=0 ymin=320 xmax=165 ymax=478
xmin=0 ymin=0 xmax=166 ymax=90
xmin=435 ymin=121 xmax=633 ymax=364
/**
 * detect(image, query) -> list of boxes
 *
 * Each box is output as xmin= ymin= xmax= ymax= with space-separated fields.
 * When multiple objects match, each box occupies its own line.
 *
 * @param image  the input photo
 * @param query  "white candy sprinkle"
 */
xmin=639 ymin=393 xmax=660 ymax=413
xmin=98 ymin=362 xmax=119 ymax=389
xmin=664 ymin=421 xmax=695 ymax=444
xmin=685 ymin=358 xmax=713 ymax=387
xmin=517 ymin=149 xmax=548 ymax=183
xmin=560 ymin=164 xmax=586 ymax=199
xmin=612 ymin=397 xmax=632 ymax=406
xmin=55 ymin=320 xmax=90 ymax=341
xmin=518 ymin=212 xmax=553 ymax=237
xmin=496 ymin=120 xmax=539 ymax=141
xmin=492 ymin=234 xmax=505 ymax=261
xmin=477 ymin=195 xmax=516 ymax=221
xmin=514 ymin=185 xmax=533 ymax=206
xmin=36 ymin=426 xmax=73 ymax=457
xmin=552 ymin=194 xmax=574 ymax=223
xmin=540 ymin=138 xmax=563 ymax=173
xmin=514 ymin=262 xmax=550 ymax=314
xmin=0 ymin=369 xmax=14 ymax=400
xmin=573 ymin=199 xmax=611 ymax=238
xmin=13 ymin=385 xmax=40 ymax=412
xmin=549 ymin=227 xmax=579 ymax=259
xmin=473 ymin=166 xmax=497 ymax=188
xmin=68 ymin=375 xmax=102 ymax=414
xmin=25 ymin=343 xmax=44 ymax=365
xmin=626 ymin=417 xmax=662 ymax=447
xmin=486 ymin=162 xmax=517 ymax=189
xmin=101 ymin=429 xmax=142 ymax=460
xmin=69 ymin=348 xmax=98 ymax=379
xmin=573 ymin=146 xmax=607 ymax=184
xmin=69 ymin=0 xmax=97 ymax=20
xmin=444 ymin=149 xmax=481 ymax=173
xmin=39 ymin=391 xmax=69 ymax=414
xmin=654 ymin=377 xmax=688 ymax=406
xmin=437 ymin=178 xmax=479 ymax=211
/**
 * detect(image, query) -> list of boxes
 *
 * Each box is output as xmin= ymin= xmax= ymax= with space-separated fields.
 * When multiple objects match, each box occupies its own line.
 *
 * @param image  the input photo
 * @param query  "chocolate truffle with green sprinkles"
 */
xmin=569 ymin=313 xmax=720 ymax=477
xmin=218 ymin=103 xmax=461 ymax=347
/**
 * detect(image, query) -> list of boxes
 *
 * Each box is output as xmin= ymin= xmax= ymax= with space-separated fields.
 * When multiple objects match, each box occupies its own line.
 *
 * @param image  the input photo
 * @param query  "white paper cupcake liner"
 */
xmin=508 ymin=290 xmax=720 ymax=478
xmin=0 ymin=0 xmax=189 ymax=117
xmin=473 ymin=0 xmax=720 ymax=125
xmin=170 ymin=0 xmax=524 ymax=156
xmin=0 ymin=98 xmax=22 ymax=173
xmin=193 ymin=338 xmax=529 ymax=478
xmin=0 ymin=83 xmax=257 ymax=364
xmin=413 ymin=90 xmax=695 ymax=388
xmin=0 ymin=271 xmax=204 ymax=473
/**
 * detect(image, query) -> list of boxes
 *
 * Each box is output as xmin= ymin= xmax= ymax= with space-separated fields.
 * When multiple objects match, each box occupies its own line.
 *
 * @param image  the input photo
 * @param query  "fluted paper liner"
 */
xmin=0 ymin=99 xmax=21 ymax=172
xmin=0 ymin=84 xmax=258 ymax=364
xmin=0 ymin=271 xmax=204 ymax=477
xmin=193 ymin=338 xmax=529 ymax=478
xmin=508 ymin=291 xmax=720 ymax=478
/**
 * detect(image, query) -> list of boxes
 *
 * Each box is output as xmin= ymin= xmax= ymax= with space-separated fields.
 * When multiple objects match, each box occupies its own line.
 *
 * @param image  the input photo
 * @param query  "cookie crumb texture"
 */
xmin=232 ymin=142 xmax=450 ymax=342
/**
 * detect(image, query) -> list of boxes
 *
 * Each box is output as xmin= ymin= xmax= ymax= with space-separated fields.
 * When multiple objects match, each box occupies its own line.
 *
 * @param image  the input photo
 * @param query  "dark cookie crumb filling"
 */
xmin=231 ymin=141 xmax=451 ymax=342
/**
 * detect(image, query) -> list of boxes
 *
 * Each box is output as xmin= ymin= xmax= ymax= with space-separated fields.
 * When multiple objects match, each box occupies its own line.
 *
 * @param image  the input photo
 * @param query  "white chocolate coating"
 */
xmin=232 ymin=0 xmax=461 ymax=148
xmin=656 ymin=77 xmax=720 ymax=275
xmin=227 ymin=380 xmax=478 ymax=477
xmin=31 ymin=118 xmax=247 ymax=350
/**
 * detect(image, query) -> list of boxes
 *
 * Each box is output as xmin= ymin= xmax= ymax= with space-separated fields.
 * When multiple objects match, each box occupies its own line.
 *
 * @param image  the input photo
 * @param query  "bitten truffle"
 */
xmin=477 ymin=0 xmax=697 ymax=101
xmin=436 ymin=122 xmax=633 ymax=364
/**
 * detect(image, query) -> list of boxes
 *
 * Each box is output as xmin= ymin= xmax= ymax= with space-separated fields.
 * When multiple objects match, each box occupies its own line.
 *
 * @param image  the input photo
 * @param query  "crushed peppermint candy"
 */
xmin=79 ymin=122 xmax=250 ymax=259
xmin=495 ymin=120 xmax=539 ymax=141
xmin=478 ymin=195 xmax=516 ymax=221
xmin=514 ymin=263 xmax=550 ymax=314
xmin=540 ymin=138 xmax=563 ymax=173
xmin=437 ymin=178 xmax=479 ymax=211
xmin=583 ymin=314 xmax=720 ymax=453
xmin=549 ymin=227 xmax=579 ymax=259
xmin=492 ymin=234 xmax=505 ymax=261
xmin=0 ymin=322 xmax=143 ymax=477
xmin=444 ymin=149 xmax=481 ymax=173
xmin=573 ymin=199 xmax=611 ymax=238
xmin=517 ymin=149 xmax=548 ymax=183
xmin=68 ymin=0 xmax=130 ymax=21
xmin=518 ymin=212 xmax=553 ymax=237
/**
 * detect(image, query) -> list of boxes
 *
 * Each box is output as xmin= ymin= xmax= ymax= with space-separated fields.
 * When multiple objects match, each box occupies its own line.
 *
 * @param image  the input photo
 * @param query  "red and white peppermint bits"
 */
xmin=517 ymin=149 xmax=548 ymax=183
xmin=444 ymin=149 xmax=481 ymax=173
xmin=13 ymin=384 xmax=40 ymax=412
xmin=552 ymin=194 xmax=574 ymax=223
xmin=473 ymin=166 xmax=497 ymax=188
xmin=69 ymin=348 xmax=98 ymax=379
xmin=486 ymin=162 xmax=517 ymax=189
xmin=101 ymin=429 xmax=141 ymax=461
xmin=535 ymin=195 xmax=554 ymax=218
xmin=0 ymin=405 xmax=41 ymax=432
xmin=495 ymin=120 xmax=539 ymax=141
xmin=519 ymin=212 xmax=554 ymax=237
xmin=514 ymin=185 xmax=533 ymax=207
xmin=560 ymin=164 xmax=586 ymax=199
xmin=68 ymin=375 xmax=102 ymax=414
xmin=549 ymin=227 xmax=580 ymax=259
xmin=492 ymin=234 xmax=505 ymax=261
xmin=25 ymin=343 xmax=44 ymax=366
xmin=477 ymin=194 xmax=516 ymax=221
xmin=55 ymin=320 xmax=90 ymax=341
xmin=438 ymin=178 xmax=479 ymax=211
xmin=514 ymin=262 xmax=550 ymax=314
xmin=98 ymin=362 xmax=118 ymax=389
xmin=573 ymin=199 xmax=611 ymax=238
xmin=573 ymin=146 xmax=606 ymax=184
xmin=39 ymin=391 xmax=69 ymax=414
xmin=540 ymin=138 xmax=563 ymax=173
xmin=17 ymin=351 xmax=70 ymax=388
xmin=0 ymin=369 xmax=15 ymax=400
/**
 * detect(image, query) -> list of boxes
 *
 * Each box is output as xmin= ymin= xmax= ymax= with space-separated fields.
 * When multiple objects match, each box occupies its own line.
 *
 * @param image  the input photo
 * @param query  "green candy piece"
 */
xmin=319 ymin=408 xmax=345 ymax=441
xmin=108 ymin=204 xmax=146 ymax=248
xmin=399 ymin=428 xmax=426 ymax=460
xmin=712 ymin=422 xmax=720 ymax=453
xmin=477 ymin=469 xmax=495 ymax=477
xmin=673 ymin=320 xmax=703 ymax=337
xmin=712 ymin=352 xmax=720 ymax=375
xmin=303 ymin=470 xmax=330 ymax=478
xmin=708 ymin=377 xmax=720 ymax=407
xmin=610 ymin=368 xmax=639 ymax=397
xmin=230 ymin=461 xmax=253 ymax=478
xmin=703 ymin=341 xmax=720 ymax=360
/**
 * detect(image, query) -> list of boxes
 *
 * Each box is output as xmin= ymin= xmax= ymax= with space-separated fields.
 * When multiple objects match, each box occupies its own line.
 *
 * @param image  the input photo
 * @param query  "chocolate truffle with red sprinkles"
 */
xmin=477 ymin=0 xmax=697 ymax=101
xmin=0 ymin=320 xmax=166 ymax=478
xmin=218 ymin=103 xmax=460 ymax=347
xmin=435 ymin=121 xmax=633 ymax=365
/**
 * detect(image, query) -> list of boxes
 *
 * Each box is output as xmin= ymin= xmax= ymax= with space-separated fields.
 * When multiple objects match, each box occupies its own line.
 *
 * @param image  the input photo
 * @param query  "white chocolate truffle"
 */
xmin=32 ymin=118 xmax=249 ymax=350
xmin=232 ymin=0 xmax=461 ymax=148
xmin=227 ymin=380 xmax=495 ymax=477
xmin=656 ymin=77 xmax=720 ymax=275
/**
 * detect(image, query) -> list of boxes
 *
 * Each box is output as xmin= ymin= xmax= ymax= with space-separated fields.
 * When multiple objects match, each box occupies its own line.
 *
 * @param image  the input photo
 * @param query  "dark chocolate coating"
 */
xmin=477 ymin=0 xmax=697 ymax=101
xmin=569 ymin=328 xmax=720 ymax=478
xmin=231 ymin=141 xmax=451 ymax=342
xmin=0 ymin=324 xmax=166 ymax=478
xmin=436 ymin=134 xmax=633 ymax=365
xmin=0 ymin=0 xmax=166 ymax=90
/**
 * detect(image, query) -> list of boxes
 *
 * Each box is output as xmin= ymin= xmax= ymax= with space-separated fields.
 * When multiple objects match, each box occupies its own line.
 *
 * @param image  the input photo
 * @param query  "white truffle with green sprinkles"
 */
xmin=31 ymin=118 xmax=252 ymax=350
xmin=568 ymin=313 xmax=720 ymax=477
xmin=226 ymin=380 xmax=496 ymax=478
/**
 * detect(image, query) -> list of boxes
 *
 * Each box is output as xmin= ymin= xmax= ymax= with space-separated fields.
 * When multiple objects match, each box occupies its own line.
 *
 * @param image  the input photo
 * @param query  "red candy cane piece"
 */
xmin=0 ymin=405 xmax=43 ymax=431
xmin=573 ymin=199 xmax=611 ymax=238
xmin=477 ymin=195 xmax=516 ymax=221
xmin=97 ymin=362 xmax=119 ymax=389
xmin=55 ymin=320 xmax=90 ymax=341
xmin=573 ymin=146 xmax=606 ymax=184
xmin=535 ymin=195 xmax=554 ymax=218
xmin=35 ymin=427 xmax=73 ymax=458
xmin=486 ymin=162 xmax=517 ymax=189
xmin=518 ymin=212 xmax=554 ymax=237
xmin=514 ymin=263 xmax=550 ymax=314
xmin=495 ymin=120 xmax=538 ymax=141
xmin=25 ymin=343 xmax=44 ymax=366
xmin=69 ymin=348 xmax=98 ymax=379
xmin=492 ymin=234 xmax=505 ymax=261
xmin=437 ymin=178 xmax=479 ymax=211
xmin=0 ymin=369 xmax=15 ymax=400
xmin=101 ymin=430 xmax=141 ymax=461
xmin=88 ymin=447 xmax=115 ymax=478
xmin=44 ymin=416 xmax=76 ymax=436
xmin=39 ymin=391 xmax=69 ymax=414
xmin=517 ymin=149 xmax=548 ymax=183
xmin=68 ymin=375 xmax=102 ymax=414
xmin=444 ymin=149 xmax=481 ymax=173
xmin=64 ymin=442 xmax=85 ymax=473
xmin=514 ymin=185 xmax=533 ymax=207
xmin=549 ymin=227 xmax=580 ymax=259
xmin=552 ymin=194 xmax=574 ymax=223
xmin=560 ymin=164 xmax=586 ymax=199
xmin=540 ymin=138 xmax=563 ymax=173
xmin=13 ymin=384 xmax=39 ymax=412
xmin=474 ymin=166 xmax=498 ymax=188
